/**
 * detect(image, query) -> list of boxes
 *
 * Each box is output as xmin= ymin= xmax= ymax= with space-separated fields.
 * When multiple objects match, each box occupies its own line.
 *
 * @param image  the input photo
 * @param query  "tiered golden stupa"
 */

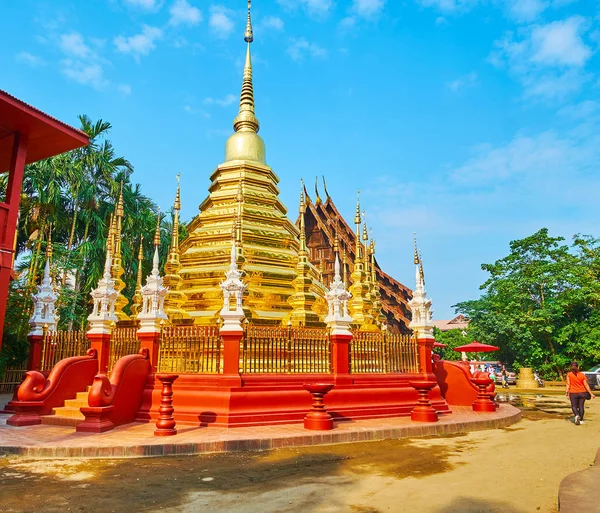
xmin=178 ymin=3 xmax=308 ymax=325
xmin=174 ymin=0 xmax=411 ymax=331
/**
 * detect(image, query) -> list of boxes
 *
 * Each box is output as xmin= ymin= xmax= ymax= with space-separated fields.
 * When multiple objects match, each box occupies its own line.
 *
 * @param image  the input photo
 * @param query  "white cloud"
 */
xmin=446 ymin=71 xmax=478 ymax=93
xmin=204 ymin=94 xmax=237 ymax=107
xmin=338 ymin=16 xmax=357 ymax=32
xmin=260 ymin=15 xmax=285 ymax=32
xmin=505 ymin=0 xmax=548 ymax=23
xmin=16 ymin=52 xmax=45 ymax=67
xmin=118 ymin=84 xmax=132 ymax=95
xmin=114 ymin=25 xmax=163 ymax=60
xmin=209 ymin=5 xmax=235 ymax=38
xmin=59 ymin=32 xmax=91 ymax=58
xmin=352 ymin=0 xmax=386 ymax=18
xmin=489 ymin=16 xmax=593 ymax=100
xmin=169 ymin=0 xmax=202 ymax=26
xmin=124 ymin=0 xmax=161 ymax=10
xmin=435 ymin=16 xmax=448 ymax=25
xmin=277 ymin=0 xmax=334 ymax=19
xmin=530 ymin=16 xmax=592 ymax=67
xmin=558 ymin=100 xmax=600 ymax=119
xmin=416 ymin=0 xmax=480 ymax=13
xmin=452 ymin=127 xmax=599 ymax=183
xmin=287 ymin=38 xmax=327 ymax=61
xmin=61 ymin=60 xmax=108 ymax=89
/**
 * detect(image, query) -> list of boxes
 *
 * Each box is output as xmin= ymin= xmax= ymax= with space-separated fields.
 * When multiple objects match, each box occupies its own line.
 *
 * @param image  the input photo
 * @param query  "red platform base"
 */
xmin=6 ymin=401 xmax=44 ymax=426
xmin=136 ymin=373 xmax=451 ymax=428
xmin=77 ymin=406 xmax=116 ymax=433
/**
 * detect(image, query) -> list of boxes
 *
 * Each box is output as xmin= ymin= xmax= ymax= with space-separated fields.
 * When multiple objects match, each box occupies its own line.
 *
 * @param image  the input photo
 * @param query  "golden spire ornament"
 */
xmin=131 ymin=236 xmax=144 ymax=318
xmin=163 ymin=177 xmax=190 ymax=324
xmin=288 ymin=181 xmax=321 ymax=327
xmin=111 ymin=183 xmax=130 ymax=321
xmin=349 ymin=192 xmax=377 ymax=331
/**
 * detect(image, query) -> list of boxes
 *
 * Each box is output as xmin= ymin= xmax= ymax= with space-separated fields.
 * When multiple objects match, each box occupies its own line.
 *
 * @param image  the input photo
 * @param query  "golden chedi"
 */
xmin=178 ymin=2 xmax=306 ymax=325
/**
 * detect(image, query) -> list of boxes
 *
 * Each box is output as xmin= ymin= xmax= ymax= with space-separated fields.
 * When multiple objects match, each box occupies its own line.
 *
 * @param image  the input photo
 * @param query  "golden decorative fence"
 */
xmin=350 ymin=331 xmax=418 ymax=373
xmin=107 ymin=327 xmax=141 ymax=373
xmin=0 ymin=367 xmax=26 ymax=393
xmin=157 ymin=325 xmax=221 ymax=374
xmin=40 ymin=330 xmax=90 ymax=371
xmin=240 ymin=325 xmax=331 ymax=374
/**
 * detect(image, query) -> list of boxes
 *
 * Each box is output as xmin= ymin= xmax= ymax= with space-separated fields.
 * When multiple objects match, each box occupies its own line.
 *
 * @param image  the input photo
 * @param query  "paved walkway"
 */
xmin=559 ymin=447 xmax=600 ymax=512
xmin=0 ymin=404 xmax=521 ymax=459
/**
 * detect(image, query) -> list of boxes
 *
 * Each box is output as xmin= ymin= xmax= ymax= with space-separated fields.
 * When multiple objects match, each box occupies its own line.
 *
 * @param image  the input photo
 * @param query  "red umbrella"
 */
xmin=453 ymin=341 xmax=499 ymax=353
xmin=433 ymin=341 xmax=447 ymax=348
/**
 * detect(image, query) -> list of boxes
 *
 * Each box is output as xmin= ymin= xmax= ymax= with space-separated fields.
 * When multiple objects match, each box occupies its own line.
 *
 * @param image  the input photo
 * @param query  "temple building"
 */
xmin=301 ymin=182 xmax=412 ymax=333
xmin=175 ymin=1 xmax=411 ymax=332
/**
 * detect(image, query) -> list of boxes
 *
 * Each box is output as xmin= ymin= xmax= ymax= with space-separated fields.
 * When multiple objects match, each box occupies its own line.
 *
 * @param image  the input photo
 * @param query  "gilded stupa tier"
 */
xmin=178 ymin=1 xmax=309 ymax=325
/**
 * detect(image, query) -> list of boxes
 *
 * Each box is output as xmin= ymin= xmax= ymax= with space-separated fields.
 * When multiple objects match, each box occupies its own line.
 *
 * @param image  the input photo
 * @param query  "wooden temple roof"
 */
xmin=299 ymin=188 xmax=412 ymax=333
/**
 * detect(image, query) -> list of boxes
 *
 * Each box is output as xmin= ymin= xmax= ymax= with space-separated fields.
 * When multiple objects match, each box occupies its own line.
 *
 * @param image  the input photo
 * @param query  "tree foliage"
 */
xmin=455 ymin=229 xmax=600 ymax=379
xmin=0 ymin=115 xmax=184 ymax=369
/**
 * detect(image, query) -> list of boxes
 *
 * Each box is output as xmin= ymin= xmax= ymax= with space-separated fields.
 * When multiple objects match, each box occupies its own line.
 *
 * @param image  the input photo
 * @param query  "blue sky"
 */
xmin=2 ymin=0 xmax=600 ymax=318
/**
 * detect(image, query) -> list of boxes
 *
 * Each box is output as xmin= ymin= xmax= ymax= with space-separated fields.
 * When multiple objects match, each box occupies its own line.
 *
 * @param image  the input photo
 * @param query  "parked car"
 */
xmin=583 ymin=365 xmax=600 ymax=390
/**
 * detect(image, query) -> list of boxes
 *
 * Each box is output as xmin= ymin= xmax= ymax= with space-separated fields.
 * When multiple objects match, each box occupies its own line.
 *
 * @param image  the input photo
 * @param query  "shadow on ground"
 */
xmin=436 ymin=497 xmax=523 ymax=513
xmin=0 ymin=437 xmax=472 ymax=512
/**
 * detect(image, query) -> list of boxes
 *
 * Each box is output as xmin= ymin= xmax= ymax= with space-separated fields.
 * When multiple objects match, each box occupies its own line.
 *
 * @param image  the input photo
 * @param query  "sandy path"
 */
xmin=0 ymin=394 xmax=597 ymax=513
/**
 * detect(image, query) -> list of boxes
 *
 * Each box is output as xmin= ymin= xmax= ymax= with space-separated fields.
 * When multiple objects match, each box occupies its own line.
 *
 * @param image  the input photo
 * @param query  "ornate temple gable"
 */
xmin=301 ymin=188 xmax=412 ymax=333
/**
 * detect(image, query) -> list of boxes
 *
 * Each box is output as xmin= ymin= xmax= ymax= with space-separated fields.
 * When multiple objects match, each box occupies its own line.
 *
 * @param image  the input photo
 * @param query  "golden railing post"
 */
xmin=286 ymin=321 xmax=293 ymax=374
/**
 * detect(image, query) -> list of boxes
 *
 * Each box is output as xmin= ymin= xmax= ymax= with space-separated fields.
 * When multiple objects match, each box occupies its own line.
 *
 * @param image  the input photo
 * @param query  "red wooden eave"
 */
xmin=0 ymin=89 xmax=89 ymax=171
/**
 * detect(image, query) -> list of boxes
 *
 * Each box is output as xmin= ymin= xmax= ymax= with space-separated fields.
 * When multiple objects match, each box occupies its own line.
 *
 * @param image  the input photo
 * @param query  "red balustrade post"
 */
xmin=409 ymin=379 xmax=438 ymax=422
xmin=154 ymin=374 xmax=178 ymax=436
xmin=417 ymin=335 xmax=436 ymax=379
xmin=137 ymin=317 xmax=162 ymax=372
xmin=330 ymin=332 xmax=352 ymax=385
xmin=220 ymin=329 xmax=243 ymax=387
xmin=86 ymin=323 xmax=113 ymax=375
xmin=26 ymin=334 xmax=44 ymax=372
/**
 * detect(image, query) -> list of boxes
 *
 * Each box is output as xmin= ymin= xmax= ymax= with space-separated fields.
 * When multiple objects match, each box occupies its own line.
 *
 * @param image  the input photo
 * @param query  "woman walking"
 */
xmin=566 ymin=361 xmax=595 ymax=425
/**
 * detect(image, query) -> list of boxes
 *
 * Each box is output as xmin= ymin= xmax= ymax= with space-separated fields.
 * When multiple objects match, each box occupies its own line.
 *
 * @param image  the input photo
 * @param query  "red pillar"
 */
xmin=0 ymin=133 xmax=28 ymax=354
xmin=138 ymin=331 xmax=161 ymax=372
xmin=417 ymin=335 xmax=435 ymax=378
xmin=26 ymin=334 xmax=44 ymax=371
xmin=220 ymin=329 xmax=242 ymax=386
xmin=87 ymin=332 xmax=111 ymax=374
xmin=330 ymin=332 xmax=352 ymax=385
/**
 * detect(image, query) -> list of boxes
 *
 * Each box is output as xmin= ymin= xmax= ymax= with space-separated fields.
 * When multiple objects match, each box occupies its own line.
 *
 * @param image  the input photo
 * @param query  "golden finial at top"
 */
xmin=362 ymin=211 xmax=369 ymax=242
xmin=174 ymin=174 xmax=181 ymax=211
xmin=314 ymin=177 xmax=322 ymax=206
xmin=116 ymin=181 xmax=124 ymax=218
xmin=244 ymin=0 xmax=254 ymax=43
xmin=45 ymin=224 xmax=53 ymax=260
xmin=299 ymin=180 xmax=306 ymax=214
xmin=354 ymin=190 xmax=361 ymax=225
xmin=419 ymin=250 xmax=425 ymax=284
xmin=413 ymin=232 xmax=420 ymax=265
xmin=154 ymin=208 xmax=161 ymax=246
xmin=106 ymin=213 xmax=116 ymax=254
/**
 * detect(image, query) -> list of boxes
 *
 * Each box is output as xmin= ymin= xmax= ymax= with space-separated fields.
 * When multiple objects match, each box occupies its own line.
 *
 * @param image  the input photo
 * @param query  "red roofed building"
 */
xmin=0 ymin=90 xmax=89 ymax=351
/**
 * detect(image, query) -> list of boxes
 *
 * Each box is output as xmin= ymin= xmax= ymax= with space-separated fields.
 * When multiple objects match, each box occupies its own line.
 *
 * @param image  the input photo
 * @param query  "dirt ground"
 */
xmin=0 ymin=393 xmax=598 ymax=513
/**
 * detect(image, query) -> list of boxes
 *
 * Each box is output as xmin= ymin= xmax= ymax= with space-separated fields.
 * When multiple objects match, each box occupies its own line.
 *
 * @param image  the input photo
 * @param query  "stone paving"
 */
xmin=0 ymin=403 xmax=521 ymax=459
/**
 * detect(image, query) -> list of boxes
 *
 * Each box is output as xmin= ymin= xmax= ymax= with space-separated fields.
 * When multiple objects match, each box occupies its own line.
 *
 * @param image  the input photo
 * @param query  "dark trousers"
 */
xmin=570 ymin=392 xmax=587 ymax=420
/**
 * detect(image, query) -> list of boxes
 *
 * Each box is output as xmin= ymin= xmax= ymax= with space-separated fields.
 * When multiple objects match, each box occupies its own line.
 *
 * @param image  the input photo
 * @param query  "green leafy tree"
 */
xmin=455 ymin=229 xmax=600 ymax=379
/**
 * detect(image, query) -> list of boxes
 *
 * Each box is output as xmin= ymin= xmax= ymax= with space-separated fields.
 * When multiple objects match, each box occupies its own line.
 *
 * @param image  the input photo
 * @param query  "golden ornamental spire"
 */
xmin=288 ymin=179 xmax=321 ymax=327
xmin=419 ymin=250 xmax=425 ymax=285
xmin=413 ymin=232 xmax=420 ymax=265
xmin=370 ymin=238 xmax=386 ymax=325
xmin=163 ymin=177 xmax=190 ymax=324
xmin=233 ymin=0 xmax=258 ymax=134
xmin=45 ymin=224 xmax=53 ymax=262
xmin=299 ymin=181 xmax=307 ymax=253
xmin=154 ymin=208 xmax=161 ymax=247
xmin=349 ymin=192 xmax=377 ymax=331
xmin=111 ymin=183 xmax=130 ymax=321
xmin=131 ymin=236 xmax=144 ymax=318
